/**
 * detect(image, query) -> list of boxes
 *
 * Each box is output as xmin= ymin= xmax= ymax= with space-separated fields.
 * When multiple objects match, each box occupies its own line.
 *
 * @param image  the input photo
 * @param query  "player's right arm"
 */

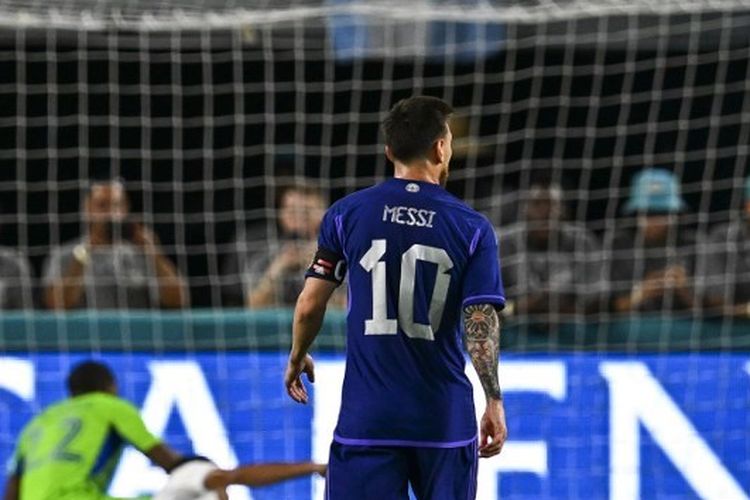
xmin=285 ymin=203 xmax=347 ymax=404
xmin=463 ymin=303 xmax=507 ymax=458
xmin=285 ymin=277 xmax=338 ymax=404
xmin=145 ymin=444 xmax=183 ymax=472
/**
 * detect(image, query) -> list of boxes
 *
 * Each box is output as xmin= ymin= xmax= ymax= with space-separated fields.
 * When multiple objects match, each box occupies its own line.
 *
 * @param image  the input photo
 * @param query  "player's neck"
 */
xmin=393 ymin=163 xmax=442 ymax=185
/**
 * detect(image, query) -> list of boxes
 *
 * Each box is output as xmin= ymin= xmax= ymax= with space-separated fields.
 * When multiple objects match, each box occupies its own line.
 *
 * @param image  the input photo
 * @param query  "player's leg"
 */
xmin=408 ymin=440 xmax=478 ymax=500
xmin=327 ymin=441 xmax=410 ymax=500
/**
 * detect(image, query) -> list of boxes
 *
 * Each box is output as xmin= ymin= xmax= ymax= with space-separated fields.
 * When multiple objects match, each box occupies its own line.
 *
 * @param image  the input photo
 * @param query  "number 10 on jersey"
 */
xmin=359 ymin=239 xmax=453 ymax=341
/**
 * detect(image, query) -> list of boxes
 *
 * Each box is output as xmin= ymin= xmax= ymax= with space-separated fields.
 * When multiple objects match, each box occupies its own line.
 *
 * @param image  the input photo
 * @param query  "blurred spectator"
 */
xmin=701 ymin=178 xmax=750 ymax=318
xmin=498 ymin=180 xmax=603 ymax=322
xmin=42 ymin=180 xmax=188 ymax=310
xmin=608 ymin=169 xmax=700 ymax=313
xmin=482 ymin=186 xmax=520 ymax=229
xmin=223 ymin=184 xmax=336 ymax=308
xmin=0 ymin=246 xmax=33 ymax=309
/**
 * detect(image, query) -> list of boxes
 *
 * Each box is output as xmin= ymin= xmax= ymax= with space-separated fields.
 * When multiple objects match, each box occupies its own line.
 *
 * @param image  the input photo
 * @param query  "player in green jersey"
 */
xmin=3 ymin=361 xmax=182 ymax=500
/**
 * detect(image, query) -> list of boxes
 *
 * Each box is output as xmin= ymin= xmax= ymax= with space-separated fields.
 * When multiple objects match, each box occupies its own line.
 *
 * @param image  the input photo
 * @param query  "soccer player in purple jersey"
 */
xmin=284 ymin=96 xmax=507 ymax=499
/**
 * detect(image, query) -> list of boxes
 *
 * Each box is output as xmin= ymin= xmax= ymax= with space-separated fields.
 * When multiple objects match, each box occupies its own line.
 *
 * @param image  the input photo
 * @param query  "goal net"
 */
xmin=0 ymin=1 xmax=748 ymax=498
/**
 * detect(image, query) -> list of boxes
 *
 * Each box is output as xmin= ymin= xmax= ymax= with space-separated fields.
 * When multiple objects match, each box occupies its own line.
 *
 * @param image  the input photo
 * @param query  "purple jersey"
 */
xmin=307 ymin=178 xmax=505 ymax=446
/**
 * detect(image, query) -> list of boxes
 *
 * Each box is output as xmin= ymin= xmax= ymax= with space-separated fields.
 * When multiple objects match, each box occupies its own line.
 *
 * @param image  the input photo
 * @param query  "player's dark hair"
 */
xmin=67 ymin=360 xmax=116 ymax=396
xmin=382 ymin=96 xmax=454 ymax=164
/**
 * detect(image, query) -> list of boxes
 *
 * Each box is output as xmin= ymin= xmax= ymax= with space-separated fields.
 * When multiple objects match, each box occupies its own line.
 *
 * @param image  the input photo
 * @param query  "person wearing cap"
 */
xmin=700 ymin=177 xmax=750 ymax=318
xmin=607 ymin=168 xmax=700 ymax=313
xmin=498 ymin=177 xmax=603 ymax=324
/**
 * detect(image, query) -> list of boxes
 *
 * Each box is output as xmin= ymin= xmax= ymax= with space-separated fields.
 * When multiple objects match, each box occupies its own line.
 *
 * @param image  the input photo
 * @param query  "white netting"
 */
xmin=0 ymin=0 xmax=748 ymax=317
xmin=1 ymin=0 xmax=750 ymax=30
xmin=0 ymin=2 xmax=748 ymax=498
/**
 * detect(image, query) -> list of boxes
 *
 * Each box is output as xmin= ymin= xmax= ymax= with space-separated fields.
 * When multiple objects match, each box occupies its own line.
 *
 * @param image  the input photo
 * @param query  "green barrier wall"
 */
xmin=0 ymin=310 xmax=748 ymax=352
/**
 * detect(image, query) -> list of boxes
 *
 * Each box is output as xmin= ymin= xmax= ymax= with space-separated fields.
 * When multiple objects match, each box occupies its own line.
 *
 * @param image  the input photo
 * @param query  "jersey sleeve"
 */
xmin=106 ymin=398 xmax=162 ymax=453
xmin=305 ymin=204 xmax=347 ymax=285
xmin=318 ymin=205 xmax=344 ymax=255
xmin=461 ymin=220 xmax=506 ymax=309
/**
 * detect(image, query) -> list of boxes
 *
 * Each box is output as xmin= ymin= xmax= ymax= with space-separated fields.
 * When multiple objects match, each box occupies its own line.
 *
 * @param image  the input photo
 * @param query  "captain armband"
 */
xmin=307 ymin=247 xmax=347 ymax=286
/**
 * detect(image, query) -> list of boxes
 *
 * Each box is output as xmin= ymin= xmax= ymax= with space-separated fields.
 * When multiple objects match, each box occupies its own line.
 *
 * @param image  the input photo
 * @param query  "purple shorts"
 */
xmin=325 ymin=439 xmax=478 ymax=500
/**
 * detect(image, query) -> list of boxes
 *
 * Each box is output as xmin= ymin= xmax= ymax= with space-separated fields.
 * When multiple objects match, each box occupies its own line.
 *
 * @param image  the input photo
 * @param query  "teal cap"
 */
xmin=744 ymin=177 xmax=750 ymax=200
xmin=624 ymin=168 xmax=686 ymax=214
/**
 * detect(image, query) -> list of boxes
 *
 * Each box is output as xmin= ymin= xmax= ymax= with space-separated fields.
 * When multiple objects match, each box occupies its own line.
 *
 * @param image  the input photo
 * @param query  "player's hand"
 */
xmin=284 ymin=354 xmax=315 ymax=404
xmin=478 ymin=399 xmax=507 ymax=458
xmin=313 ymin=463 xmax=327 ymax=478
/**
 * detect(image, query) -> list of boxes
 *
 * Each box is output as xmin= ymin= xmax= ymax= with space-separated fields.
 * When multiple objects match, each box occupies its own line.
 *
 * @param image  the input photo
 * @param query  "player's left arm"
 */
xmin=2 ymin=474 xmax=19 ymax=500
xmin=462 ymin=220 xmax=508 ymax=458
xmin=107 ymin=397 xmax=183 ymax=471
xmin=464 ymin=303 xmax=507 ymax=458
xmin=286 ymin=203 xmax=346 ymax=403
xmin=285 ymin=277 xmax=338 ymax=404
xmin=145 ymin=443 xmax=183 ymax=472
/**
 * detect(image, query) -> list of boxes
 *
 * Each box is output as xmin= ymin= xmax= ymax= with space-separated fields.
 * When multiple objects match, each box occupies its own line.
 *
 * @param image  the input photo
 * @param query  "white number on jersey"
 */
xmin=359 ymin=239 xmax=453 ymax=340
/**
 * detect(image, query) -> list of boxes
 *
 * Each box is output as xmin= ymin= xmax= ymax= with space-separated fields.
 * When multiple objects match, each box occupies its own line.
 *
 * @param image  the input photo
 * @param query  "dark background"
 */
xmin=0 ymin=11 xmax=749 ymax=307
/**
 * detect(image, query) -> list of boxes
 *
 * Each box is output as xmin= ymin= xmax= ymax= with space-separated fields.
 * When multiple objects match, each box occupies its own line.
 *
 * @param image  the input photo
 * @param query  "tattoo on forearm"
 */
xmin=464 ymin=303 xmax=502 ymax=400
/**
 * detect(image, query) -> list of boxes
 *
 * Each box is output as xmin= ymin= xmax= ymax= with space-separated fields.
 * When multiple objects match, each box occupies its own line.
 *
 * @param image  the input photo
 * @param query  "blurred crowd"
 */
xmin=1 ymin=169 xmax=750 ymax=323
xmin=499 ymin=168 xmax=750 ymax=325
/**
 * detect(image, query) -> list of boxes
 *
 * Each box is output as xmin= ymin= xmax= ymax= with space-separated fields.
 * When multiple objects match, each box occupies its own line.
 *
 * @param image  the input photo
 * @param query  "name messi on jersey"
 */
xmin=382 ymin=205 xmax=436 ymax=228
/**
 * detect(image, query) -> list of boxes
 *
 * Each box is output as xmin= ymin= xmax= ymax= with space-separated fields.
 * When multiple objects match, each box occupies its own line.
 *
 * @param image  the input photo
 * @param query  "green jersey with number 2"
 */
xmin=8 ymin=392 xmax=161 ymax=500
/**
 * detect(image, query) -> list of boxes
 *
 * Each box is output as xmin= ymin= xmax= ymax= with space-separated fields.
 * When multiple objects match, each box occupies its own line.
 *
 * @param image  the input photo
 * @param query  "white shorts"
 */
xmin=154 ymin=460 xmax=220 ymax=500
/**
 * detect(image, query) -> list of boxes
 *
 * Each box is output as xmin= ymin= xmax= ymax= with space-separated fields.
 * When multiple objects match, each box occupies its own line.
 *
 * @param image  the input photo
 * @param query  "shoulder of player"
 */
xmin=38 ymin=396 xmax=76 ymax=415
xmin=324 ymin=183 xmax=386 ymax=215
xmin=17 ymin=398 xmax=69 ymax=441
xmin=17 ymin=412 xmax=44 ymax=444
xmin=454 ymin=203 xmax=495 ymax=234
xmin=443 ymin=206 xmax=500 ymax=252
xmin=68 ymin=392 xmax=139 ymax=417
